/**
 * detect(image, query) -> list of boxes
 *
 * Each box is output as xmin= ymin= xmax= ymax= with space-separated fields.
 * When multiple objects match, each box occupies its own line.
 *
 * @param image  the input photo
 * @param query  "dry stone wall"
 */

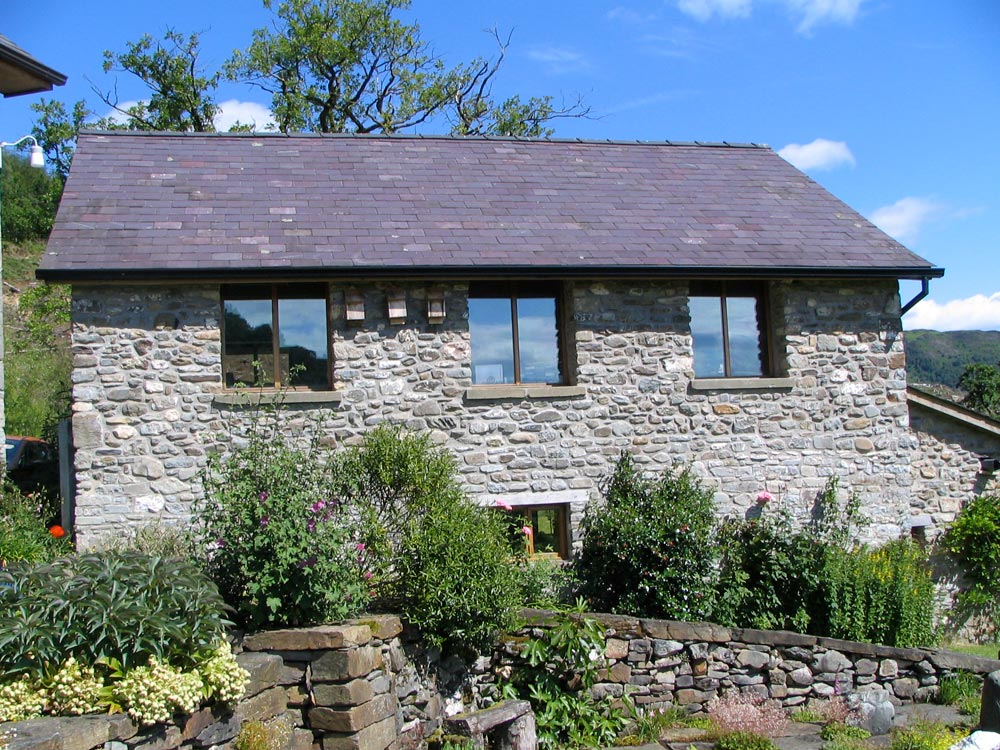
xmin=69 ymin=278 xmax=915 ymax=547
xmin=8 ymin=615 xmax=1000 ymax=750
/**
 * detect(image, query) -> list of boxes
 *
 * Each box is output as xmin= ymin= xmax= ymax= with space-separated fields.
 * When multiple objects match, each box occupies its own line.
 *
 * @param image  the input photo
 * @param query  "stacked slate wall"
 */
xmin=7 ymin=615 xmax=1000 ymax=750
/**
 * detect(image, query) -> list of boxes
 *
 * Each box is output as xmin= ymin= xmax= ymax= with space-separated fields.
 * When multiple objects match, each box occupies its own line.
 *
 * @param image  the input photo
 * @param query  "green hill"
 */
xmin=906 ymin=329 xmax=1000 ymax=387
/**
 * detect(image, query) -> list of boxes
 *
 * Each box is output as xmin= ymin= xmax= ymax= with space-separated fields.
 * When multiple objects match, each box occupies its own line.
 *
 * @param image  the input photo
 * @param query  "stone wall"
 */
xmin=8 ymin=615 xmax=1000 ymax=750
xmin=908 ymin=399 xmax=1000 ymax=531
xmin=68 ymin=278 xmax=916 ymax=547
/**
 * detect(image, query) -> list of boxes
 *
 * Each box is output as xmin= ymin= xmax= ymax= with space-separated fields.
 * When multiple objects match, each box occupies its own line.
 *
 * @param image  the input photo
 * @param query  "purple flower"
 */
xmin=260 ymin=515 xmax=270 ymax=528
xmin=297 ymin=555 xmax=317 ymax=569
xmin=259 ymin=491 xmax=268 ymax=503
xmin=216 ymin=537 xmax=226 ymax=548
xmin=307 ymin=518 xmax=317 ymax=533
xmin=311 ymin=499 xmax=326 ymax=513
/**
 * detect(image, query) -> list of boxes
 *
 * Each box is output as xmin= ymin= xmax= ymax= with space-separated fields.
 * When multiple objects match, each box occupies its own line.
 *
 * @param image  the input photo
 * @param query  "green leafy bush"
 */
xmin=820 ymin=723 xmax=871 ymax=741
xmin=575 ymin=453 xmax=717 ymax=620
xmin=823 ymin=539 xmax=937 ymax=648
xmin=499 ymin=604 xmax=628 ymax=750
xmin=714 ymin=509 xmax=821 ymax=632
xmin=0 ymin=551 xmax=229 ymax=677
xmin=889 ymin=720 xmax=965 ymax=750
xmin=0 ymin=481 xmax=70 ymax=565
xmin=333 ymin=425 xmax=523 ymax=651
xmin=199 ymin=420 xmax=367 ymax=629
xmin=940 ymin=493 xmax=1000 ymax=631
xmin=937 ymin=672 xmax=982 ymax=716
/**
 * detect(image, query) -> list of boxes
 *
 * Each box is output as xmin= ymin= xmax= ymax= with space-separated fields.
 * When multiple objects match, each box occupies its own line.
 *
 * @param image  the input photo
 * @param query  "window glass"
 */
xmin=529 ymin=507 xmax=562 ymax=556
xmin=517 ymin=298 xmax=561 ymax=385
xmin=224 ymin=298 xmax=275 ymax=387
xmin=222 ymin=285 xmax=329 ymax=389
xmin=727 ymin=296 xmax=765 ymax=377
xmin=278 ymin=298 xmax=329 ymax=388
xmin=469 ymin=297 xmax=515 ymax=385
xmin=689 ymin=296 xmax=725 ymax=378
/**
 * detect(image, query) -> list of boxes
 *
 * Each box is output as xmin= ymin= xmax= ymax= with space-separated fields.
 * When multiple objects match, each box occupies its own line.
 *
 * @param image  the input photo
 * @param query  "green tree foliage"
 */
xmin=575 ymin=453 xmax=718 ymax=621
xmin=906 ymin=329 xmax=1000 ymax=389
xmin=0 ymin=153 xmax=61 ymax=243
xmin=940 ymin=493 xmax=1000 ymax=633
xmin=99 ymin=29 xmax=220 ymax=132
xmin=958 ymin=361 xmax=1000 ymax=418
xmin=30 ymin=100 xmax=99 ymax=182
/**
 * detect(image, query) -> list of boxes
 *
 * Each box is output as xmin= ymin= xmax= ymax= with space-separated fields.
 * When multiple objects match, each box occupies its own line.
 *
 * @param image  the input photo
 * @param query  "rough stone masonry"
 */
xmin=69 ymin=277 xmax=918 ymax=548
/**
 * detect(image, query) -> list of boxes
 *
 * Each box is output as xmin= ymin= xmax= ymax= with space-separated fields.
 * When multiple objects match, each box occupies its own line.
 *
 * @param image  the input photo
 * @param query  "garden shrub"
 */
xmin=199 ymin=421 xmax=367 ymax=629
xmin=940 ymin=493 xmax=1000 ymax=632
xmin=707 ymin=691 xmax=787 ymax=737
xmin=575 ymin=453 xmax=717 ymax=620
xmin=332 ymin=425 xmax=524 ymax=652
xmin=888 ymin=720 xmax=966 ymax=750
xmin=499 ymin=603 xmax=628 ymax=750
xmin=97 ymin=519 xmax=203 ymax=563
xmin=0 ymin=551 xmax=229 ymax=677
xmin=109 ymin=656 xmax=203 ymax=725
xmin=714 ymin=509 xmax=822 ymax=632
xmin=0 ymin=480 xmax=70 ymax=565
xmin=823 ymin=539 xmax=937 ymax=648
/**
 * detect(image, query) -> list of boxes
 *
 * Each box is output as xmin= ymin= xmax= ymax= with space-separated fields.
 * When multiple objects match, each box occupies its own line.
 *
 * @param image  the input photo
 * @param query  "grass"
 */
xmin=942 ymin=641 xmax=1000 ymax=660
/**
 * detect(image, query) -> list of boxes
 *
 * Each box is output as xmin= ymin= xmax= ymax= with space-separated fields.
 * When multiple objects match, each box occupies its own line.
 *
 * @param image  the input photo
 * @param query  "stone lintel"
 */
xmin=243 ymin=625 xmax=373 ymax=652
xmin=213 ymin=390 xmax=344 ymax=407
xmin=641 ymin=619 xmax=732 ymax=643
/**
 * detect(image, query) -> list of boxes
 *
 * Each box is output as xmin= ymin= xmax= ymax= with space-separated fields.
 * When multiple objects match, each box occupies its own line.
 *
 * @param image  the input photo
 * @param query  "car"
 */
xmin=5 ymin=436 xmax=59 ymax=500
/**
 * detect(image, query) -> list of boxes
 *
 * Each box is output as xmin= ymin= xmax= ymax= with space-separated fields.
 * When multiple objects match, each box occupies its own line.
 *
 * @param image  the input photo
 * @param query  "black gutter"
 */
xmin=36 ymin=264 xmax=946 ymax=284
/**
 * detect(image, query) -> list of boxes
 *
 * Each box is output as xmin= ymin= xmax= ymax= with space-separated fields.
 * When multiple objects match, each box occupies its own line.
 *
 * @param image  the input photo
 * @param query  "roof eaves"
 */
xmin=0 ymin=36 xmax=67 ymax=96
xmin=908 ymin=386 xmax=1000 ymax=439
xmin=37 ymin=263 xmax=946 ymax=284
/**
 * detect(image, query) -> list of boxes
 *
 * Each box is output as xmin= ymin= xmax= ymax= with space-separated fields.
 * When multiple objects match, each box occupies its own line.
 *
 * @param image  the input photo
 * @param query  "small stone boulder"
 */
xmin=847 ymin=686 xmax=895 ymax=736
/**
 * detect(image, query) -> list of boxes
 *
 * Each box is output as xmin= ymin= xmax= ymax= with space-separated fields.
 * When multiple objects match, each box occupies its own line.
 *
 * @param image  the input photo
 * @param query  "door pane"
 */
xmin=517 ymin=297 xmax=561 ymax=384
xmin=470 ymin=298 xmax=515 ymax=384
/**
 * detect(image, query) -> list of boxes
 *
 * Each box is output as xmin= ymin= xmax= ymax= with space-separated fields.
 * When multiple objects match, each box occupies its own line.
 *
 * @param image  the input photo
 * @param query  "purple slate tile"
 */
xmin=40 ymin=131 xmax=938 ymax=279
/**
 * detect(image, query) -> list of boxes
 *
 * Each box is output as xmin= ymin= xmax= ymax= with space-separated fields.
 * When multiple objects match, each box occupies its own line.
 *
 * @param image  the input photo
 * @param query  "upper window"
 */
xmin=689 ymin=281 xmax=773 ymax=379
xmin=468 ymin=282 xmax=566 ymax=386
xmin=222 ymin=284 xmax=330 ymax=390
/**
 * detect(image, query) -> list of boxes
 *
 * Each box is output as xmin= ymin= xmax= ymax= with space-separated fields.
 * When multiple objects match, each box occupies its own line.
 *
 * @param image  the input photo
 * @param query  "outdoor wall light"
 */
xmin=0 ymin=134 xmax=45 ymax=170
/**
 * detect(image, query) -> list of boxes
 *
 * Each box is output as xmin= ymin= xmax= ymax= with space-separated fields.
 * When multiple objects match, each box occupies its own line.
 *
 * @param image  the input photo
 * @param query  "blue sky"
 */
xmin=3 ymin=0 xmax=998 ymax=331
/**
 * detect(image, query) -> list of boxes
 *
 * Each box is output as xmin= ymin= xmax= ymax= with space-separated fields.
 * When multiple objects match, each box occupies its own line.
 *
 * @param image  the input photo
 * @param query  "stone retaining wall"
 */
xmin=7 ymin=615 xmax=1000 ymax=750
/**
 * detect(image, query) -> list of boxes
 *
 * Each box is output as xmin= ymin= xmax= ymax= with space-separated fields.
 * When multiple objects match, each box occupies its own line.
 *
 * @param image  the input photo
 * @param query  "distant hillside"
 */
xmin=906 ymin=329 xmax=1000 ymax=387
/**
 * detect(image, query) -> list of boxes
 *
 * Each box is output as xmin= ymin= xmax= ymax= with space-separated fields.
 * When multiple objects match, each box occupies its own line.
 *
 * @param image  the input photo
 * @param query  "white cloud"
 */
xmin=675 ymin=0 xmax=864 ymax=33
xmin=778 ymin=138 xmax=855 ymax=171
xmin=526 ymin=46 xmax=590 ymax=73
xmin=869 ymin=197 xmax=940 ymax=243
xmin=789 ymin=0 xmax=863 ymax=34
xmin=103 ymin=99 xmax=275 ymax=132
xmin=215 ymin=100 xmax=276 ymax=132
xmin=607 ymin=6 xmax=659 ymax=23
xmin=904 ymin=292 xmax=1000 ymax=332
xmin=677 ymin=0 xmax=751 ymax=22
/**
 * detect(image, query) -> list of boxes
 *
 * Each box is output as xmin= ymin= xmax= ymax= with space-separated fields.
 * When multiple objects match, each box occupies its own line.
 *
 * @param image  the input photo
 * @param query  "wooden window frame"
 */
xmin=515 ymin=503 xmax=570 ymax=560
xmin=689 ymin=280 xmax=776 ymax=379
xmin=221 ymin=283 xmax=332 ymax=390
xmin=468 ymin=281 xmax=570 ymax=386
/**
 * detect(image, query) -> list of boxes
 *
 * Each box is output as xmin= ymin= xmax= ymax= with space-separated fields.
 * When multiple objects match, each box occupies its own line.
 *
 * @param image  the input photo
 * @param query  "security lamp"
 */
xmin=0 ymin=134 xmax=46 ymax=170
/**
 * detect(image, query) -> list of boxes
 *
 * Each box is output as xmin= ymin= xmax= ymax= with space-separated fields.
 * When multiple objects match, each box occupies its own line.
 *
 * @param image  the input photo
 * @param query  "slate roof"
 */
xmin=0 ymin=35 xmax=66 ymax=97
xmin=39 ymin=130 xmax=943 ymax=282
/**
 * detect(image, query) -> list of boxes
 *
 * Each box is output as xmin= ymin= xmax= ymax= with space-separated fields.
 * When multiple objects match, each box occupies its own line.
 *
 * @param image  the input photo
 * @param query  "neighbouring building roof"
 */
xmin=39 ymin=130 xmax=944 ymax=282
xmin=907 ymin=386 xmax=1000 ymax=440
xmin=0 ymin=35 xmax=66 ymax=97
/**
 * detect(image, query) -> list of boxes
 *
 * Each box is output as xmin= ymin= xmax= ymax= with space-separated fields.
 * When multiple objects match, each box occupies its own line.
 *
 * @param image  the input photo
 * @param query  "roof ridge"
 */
xmin=77 ymin=129 xmax=770 ymax=150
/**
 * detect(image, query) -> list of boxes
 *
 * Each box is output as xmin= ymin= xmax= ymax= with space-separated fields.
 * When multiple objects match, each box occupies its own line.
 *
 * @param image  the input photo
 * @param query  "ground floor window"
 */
xmin=222 ymin=284 xmax=330 ymax=389
xmin=515 ymin=504 xmax=570 ymax=559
